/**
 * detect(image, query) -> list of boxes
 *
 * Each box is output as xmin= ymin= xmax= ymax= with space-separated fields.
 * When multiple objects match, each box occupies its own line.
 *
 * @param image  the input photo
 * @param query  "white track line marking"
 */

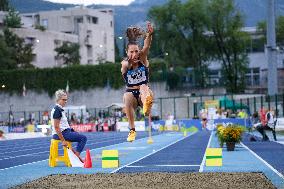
xmin=199 ymin=131 xmax=213 ymax=172
xmin=0 ymin=160 xmax=48 ymax=171
xmin=126 ymin=165 xmax=200 ymax=168
xmin=111 ymin=132 xmax=197 ymax=173
xmin=241 ymin=142 xmax=284 ymax=180
xmin=0 ymin=135 xmax=124 ymax=151
xmin=0 ymin=136 xmax=128 ymax=156
xmin=0 ymin=133 xmax=162 ymax=171
xmin=0 ymin=136 xmax=134 ymax=160
xmin=155 ymin=164 xmax=200 ymax=167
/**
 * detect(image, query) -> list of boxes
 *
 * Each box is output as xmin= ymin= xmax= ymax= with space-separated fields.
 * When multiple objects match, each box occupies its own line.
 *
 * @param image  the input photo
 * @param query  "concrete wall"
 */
xmin=0 ymin=82 xmax=227 ymax=113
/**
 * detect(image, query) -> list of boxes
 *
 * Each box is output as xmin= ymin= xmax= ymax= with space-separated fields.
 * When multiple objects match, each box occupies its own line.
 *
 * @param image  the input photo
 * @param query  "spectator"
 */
xmin=266 ymin=109 xmax=275 ymax=128
xmin=98 ymin=110 xmax=103 ymax=119
xmin=42 ymin=111 xmax=49 ymax=124
xmin=85 ymin=110 xmax=90 ymax=123
xmin=221 ymin=110 xmax=227 ymax=119
xmin=256 ymin=108 xmax=276 ymax=141
xmin=199 ymin=109 xmax=208 ymax=130
xmin=251 ymin=112 xmax=261 ymax=128
xmin=238 ymin=109 xmax=248 ymax=119
xmin=259 ymin=108 xmax=267 ymax=126
xmin=0 ymin=130 xmax=5 ymax=140
xmin=70 ymin=113 xmax=77 ymax=125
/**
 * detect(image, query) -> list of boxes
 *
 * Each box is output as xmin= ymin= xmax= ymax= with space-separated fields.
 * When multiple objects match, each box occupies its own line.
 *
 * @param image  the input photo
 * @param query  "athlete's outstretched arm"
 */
xmin=140 ymin=22 xmax=153 ymax=59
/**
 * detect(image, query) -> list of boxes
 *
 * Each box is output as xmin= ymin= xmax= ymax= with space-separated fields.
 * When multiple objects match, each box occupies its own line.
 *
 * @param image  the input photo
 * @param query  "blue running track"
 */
xmin=242 ymin=133 xmax=284 ymax=175
xmin=0 ymin=131 xmax=284 ymax=188
xmin=0 ymin=132 xmax=157 ymax=169
xmin=117 ymin=131 xmax=210 ymax=173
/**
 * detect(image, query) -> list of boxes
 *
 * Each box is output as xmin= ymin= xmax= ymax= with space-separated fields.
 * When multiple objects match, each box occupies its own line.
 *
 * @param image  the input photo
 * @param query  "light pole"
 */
xmin=267 ymin=0 xmax=278 ymax=95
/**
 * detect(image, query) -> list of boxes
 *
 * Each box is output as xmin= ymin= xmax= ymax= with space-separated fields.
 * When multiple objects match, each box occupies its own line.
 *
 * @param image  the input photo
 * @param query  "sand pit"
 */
xmin=11 ymin=172 xmax=276 ymax=189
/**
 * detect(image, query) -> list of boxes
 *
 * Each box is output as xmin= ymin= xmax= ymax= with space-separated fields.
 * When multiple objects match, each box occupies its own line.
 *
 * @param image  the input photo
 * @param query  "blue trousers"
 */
xmin=53 ymin=128 xmax=87 ymax=153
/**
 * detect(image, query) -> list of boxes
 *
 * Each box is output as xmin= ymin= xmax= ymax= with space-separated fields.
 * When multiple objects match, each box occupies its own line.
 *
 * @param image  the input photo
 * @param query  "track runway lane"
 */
xmin=117 ymin=131 xmax=211 ymax=173
xmin=242 ymin=133 xmax=284 ymax=175
xmin=0 ymin=132 xmax=158 ymax=169
xmin=0 ymin=131 xmax=188 ymax=188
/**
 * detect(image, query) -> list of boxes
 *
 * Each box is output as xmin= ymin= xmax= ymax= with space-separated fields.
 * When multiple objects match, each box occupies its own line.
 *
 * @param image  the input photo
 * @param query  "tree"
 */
xmin=277 ymin=16 xmax=284 ymax=46
xmin=0 ymin=35 xmax=16 ymax=69
xmin=148 ymin=0 xmax=185 ymax=68
xmin=207 ymin=0 xmax=250 ymax=93
xmin=179 ymin=0 xmax=212 ymax=87
xmin=3 ymin=8 xmax=21 ymax=28
xmin=0 ymin=0 xmax=9 ymax=11
xmin=257 ymin=16 xmax=284 ymax=47
xmin=55 ymin=42 xmax=81 ymax=66
xmin=3 ymin=28 xmax=34 ymax=69
xmin=148 ymin=32 xmax=164 ymax=59
xmin=149 ymin=0 xmax=215 ymax=88
xmin=0 ymin=1 xmax=34 ymax=70
xmin=123 ymin=38 xmax=127 ymax=57
xmin=114 ymin=38 xmax=121 ymax=62
xmin=148 ymin=0 xmax=250 ymax=91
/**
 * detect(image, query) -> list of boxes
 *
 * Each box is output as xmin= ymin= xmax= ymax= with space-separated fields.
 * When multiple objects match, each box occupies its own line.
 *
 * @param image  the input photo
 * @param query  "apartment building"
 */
xmin=2 ymin=6 xmax=115 ymax=68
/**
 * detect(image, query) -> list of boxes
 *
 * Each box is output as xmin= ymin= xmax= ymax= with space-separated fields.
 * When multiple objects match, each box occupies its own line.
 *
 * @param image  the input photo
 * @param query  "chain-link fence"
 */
xmin=0 ymin=107 xmax=115 ymax=126
xmin=156 ymin=94 xmax=284 ymax=119
xmin=1 ymin=93 xmax=284 ymax=126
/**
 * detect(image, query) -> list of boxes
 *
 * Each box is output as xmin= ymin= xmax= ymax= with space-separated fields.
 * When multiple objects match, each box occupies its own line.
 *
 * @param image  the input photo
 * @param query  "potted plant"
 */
xmin=217 ymin=125 xmax=245 ymax=151
xmin=216 ymin=124 xmax=225 ymax=148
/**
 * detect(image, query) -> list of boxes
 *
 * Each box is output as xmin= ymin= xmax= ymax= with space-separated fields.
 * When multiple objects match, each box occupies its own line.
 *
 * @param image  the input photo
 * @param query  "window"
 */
xmin=253 ymin=75 xmax=260 ymax=85
xmin=245 ymin=68 xmax=260 ymax=86
xmin=245 ymin=75 xmax=251 ymax=86
xmin=25 ymin=37 xmax=35 ymax=45
xmin=41 ymin=19 xmax=48 ymax=28
xmin=87 ymin=16 xmax=91 ymax=23
xmin=88 ymin=59 xmax=93 ymax=64
xmin=92 ymin=17 xmax=98 ymax=24
xmin=75 ymin=17 xmax=83 ymax=24
xmin=208 ymin=70 xmax=220 ymax=85
xmin=54 ymin=40 xmax=61 ymax=48
xmin=253 ymin=68 xmax=259 ymax=74
xmin=87 ymin=45 xmax=93 ymax=58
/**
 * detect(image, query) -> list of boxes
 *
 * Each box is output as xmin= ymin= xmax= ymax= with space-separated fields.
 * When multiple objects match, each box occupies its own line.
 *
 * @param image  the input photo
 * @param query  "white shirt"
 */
xmin=51 ymin=104 xmax=70 ymax=135
xmin=266 ymin=112 xmax=274 ymax=126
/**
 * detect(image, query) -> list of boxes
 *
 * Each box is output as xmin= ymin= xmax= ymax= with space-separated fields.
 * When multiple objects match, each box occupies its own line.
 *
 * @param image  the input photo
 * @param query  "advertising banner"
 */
xmin=71 ymin=124 xmax=95 ymax=132
xmin=117 ymin=121 xmax=145 ymax=131
xmin=8 ymin=126 xmax=25 ymax=133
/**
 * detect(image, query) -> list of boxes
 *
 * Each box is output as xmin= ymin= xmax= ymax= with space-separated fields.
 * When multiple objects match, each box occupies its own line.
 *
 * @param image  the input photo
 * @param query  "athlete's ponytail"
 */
xmin=125 ymin=26 xmax=145 ymax=50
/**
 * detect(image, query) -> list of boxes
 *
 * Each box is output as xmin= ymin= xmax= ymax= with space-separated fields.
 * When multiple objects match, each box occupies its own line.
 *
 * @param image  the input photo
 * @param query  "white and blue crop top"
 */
xmin=123 ymin=61 xmax=149 ymax=87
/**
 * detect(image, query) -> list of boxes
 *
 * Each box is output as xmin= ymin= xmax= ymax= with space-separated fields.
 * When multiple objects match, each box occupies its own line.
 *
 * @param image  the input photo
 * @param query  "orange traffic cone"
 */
xmin=84 ymin=149 xmax=92 ymax=168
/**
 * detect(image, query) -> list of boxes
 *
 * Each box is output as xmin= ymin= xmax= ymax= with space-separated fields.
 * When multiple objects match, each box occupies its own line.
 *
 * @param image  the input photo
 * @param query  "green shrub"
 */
xmin=0 ymin=61 xmax=167 ymax=96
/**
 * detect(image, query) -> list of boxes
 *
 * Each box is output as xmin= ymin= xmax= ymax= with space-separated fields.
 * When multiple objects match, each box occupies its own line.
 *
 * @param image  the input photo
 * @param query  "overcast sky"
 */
xmin=45 ymin=0 xmax=135 ymax=6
